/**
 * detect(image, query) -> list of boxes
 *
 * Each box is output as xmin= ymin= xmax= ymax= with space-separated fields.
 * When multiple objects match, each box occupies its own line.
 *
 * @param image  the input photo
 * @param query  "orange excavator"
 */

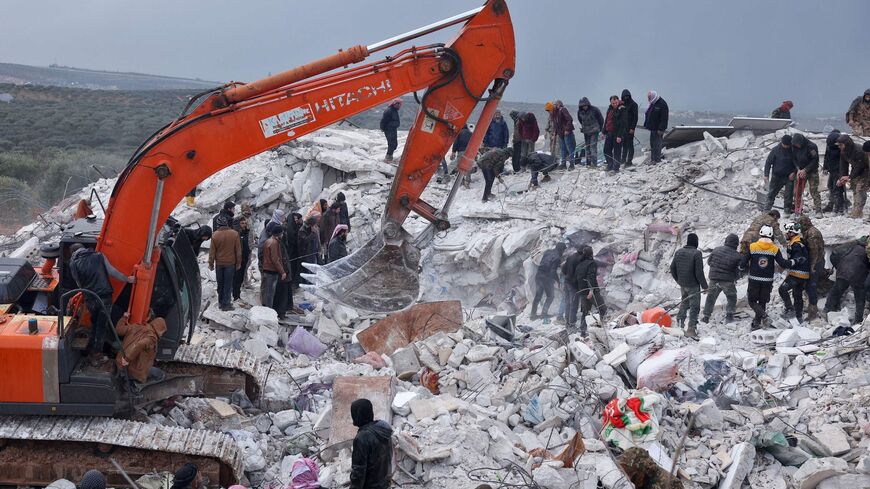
xmin=0 ymin=1 xmax=514 ymax=486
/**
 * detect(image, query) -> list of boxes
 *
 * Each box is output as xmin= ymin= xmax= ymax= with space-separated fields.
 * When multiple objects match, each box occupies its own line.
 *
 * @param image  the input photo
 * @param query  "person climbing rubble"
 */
xmin=530 ymin=242 xmax=565 ymax=320
xmin=825 ymin=236 xmax=870 ymax=325
xmin=380 ymin=99 xmax=402 ymax=162
xmin=526 ymin=152 xmax=556 ymax=188
xmin=791 ymin=133 xmax=821 ymax=213
xmin=643 ymin=90 xmax=669 ymax=164
xmin=212 ymin=200 xmax=235 ymax=230
xmin=261 ymin=225 xmax=287 ymax=311
xmin=477 ymin=147 xmax=511 ymax=202
xmin=552 ymin=100 xmax=576 ymax=169
xmin=740 ymin=210 xmax=786 ymax=253
xmin=564 ymin=245 xmax=605 ymax=337
xmin=771 ymin=100 xmax=794 ymax=119
xmin=779 ymin=222 xmax=810 ymax=322
xmin=741 ymin=225 xmax=793 ymax=329
xmin=544 ymin=101 xmax=558 ymax=157
xmin=231 ymin=215 xmax=253 ymax=302
xmin=328 ymin=224 xmax=349 ymax=263
xmin=171 ymin=463 xmax=199 ymax=489
xmin=78 ymin=469 xmax=107 ymax=489
xmin=836 ymin=134 xmax=869 ymax=218
xmin=702 ymin=233 xmax=741 ymax=324
xmin=823 ymin=129 xmax=846 ymax=213
xmin=764 ymin=135 xmax=797 ymax=215
xmin=845 ymin=88 xmax=870 ymax=136
xmin=603 ymin=95 xmax=628 ymax=174
xmin=208 ymin=215 xmax=241 ymax=312
xmin=620 ymin=89 xmax=639 ymax=167
xmin=669 ymin=233 xmax=707 ymax=338
xmin=798 ymin=215 xmax=825 ymax=320
xmin=115 ymin=310 xmax=166 ymax=386
xmin=482 ymin=110 xmax=509 ymax=150
xmin=576 ymin=97 xmax=604 ymax=167
xmin=349 ymin=398 xmax=392 ymax=489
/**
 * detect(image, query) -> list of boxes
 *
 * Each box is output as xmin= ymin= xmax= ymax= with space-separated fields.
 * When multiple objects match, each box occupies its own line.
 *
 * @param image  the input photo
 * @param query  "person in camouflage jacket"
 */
xmin=798 ymin=215 xmax=825 ymax=320
xmin=740 ymin=210 xmax=786 ymax=254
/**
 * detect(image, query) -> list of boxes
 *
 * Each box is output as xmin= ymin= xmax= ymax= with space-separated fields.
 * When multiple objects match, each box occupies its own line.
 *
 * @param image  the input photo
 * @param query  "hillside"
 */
xmin=0 ymin=62 xmax=218 ymax=91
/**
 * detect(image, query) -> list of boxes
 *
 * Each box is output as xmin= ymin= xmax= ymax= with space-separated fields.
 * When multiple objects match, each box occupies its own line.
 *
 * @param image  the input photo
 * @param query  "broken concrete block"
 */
xmin=693 ymin=399 xmax=724 ymax=430
xmin=206 ymin=399 xmax=237 ymax=419
xmin=718 ymin=442 xmax=755 ymax=489
xmin=273 ymin=409 xmax=300 ymax=431
xmin=792 ymin=457 xmax=849 ymax=489
xmin=390 ymin=346 xmax=421 ymax=380
xmin=568 ymin=336 xmax=599 ymax=368
xmin=816 ymin=474 xmax=870 ymax=489
xmin=465 ymin=344 xmax=500 ymax=362
xmin=602 ymin=342 xmax=630 ymax=366
xmin=408 ymin=395 xmax=459 ymax=420
xmin=532 ymin=464 xmax=567 ymax=489
xmin=751 ymin=328 xmax=779 ymax=345
xmin=812 ymin=425 xmax=851 ymax=456
xmin=243 ymin=337 xmax=270 ymax=361
xmin=391 ymin=391 xmax=417 ymax=416
xmin=316 ymin=314 xmax=342 ymax=344
xmin=357 ymin=301 xmax=462 ymax=355
xmin=248 ymin=305 xmax=280 ymax=330
xmin=254 ymin=325 xmax=279 ymax=347
xmin=447 ymin=341 xmax=469 ymax=368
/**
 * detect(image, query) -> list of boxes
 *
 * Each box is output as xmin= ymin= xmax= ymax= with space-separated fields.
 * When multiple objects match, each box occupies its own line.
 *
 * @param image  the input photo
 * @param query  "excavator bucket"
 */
xmin=302 ymin=228 xmax=421 ymax=313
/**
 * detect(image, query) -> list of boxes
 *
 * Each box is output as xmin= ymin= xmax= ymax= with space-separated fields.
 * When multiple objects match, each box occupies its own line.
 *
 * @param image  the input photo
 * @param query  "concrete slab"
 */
xmin=663 ymin=126 xmax=735 ymax=148
xmin=357 ymin=301 xmax=462 ymax=355
xmin=327 ymin=376 xmax=395 ymax=452
xmin=729 ymin=117 xmax=792 ymax=134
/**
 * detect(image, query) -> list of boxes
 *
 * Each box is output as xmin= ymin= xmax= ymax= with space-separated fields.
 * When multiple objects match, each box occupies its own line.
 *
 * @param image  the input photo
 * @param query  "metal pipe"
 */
xmin=366 ymin=6 xmax=484 ymax=54
xmin=143 ymin=178 xmax=165 ymax=267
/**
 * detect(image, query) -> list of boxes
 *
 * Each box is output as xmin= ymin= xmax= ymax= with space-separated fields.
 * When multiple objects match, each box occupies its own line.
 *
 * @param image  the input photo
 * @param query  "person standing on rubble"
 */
xmin=482 ymin=110 xmax=510 ymax=151
xmin=328 ymin=224 xmax=349 ymax=263
xmin=740 ymin=210 xmax=786 ymax=254
xmin=336 ymin=192 xmax=351 ymax=231
xmin=544 ymin=102 xmax=558 ymax=157
xmin=669 ymin=233 xmax=707 ymax=338
xmin=764 ymin=135 xmax=798 ymax=215
xmin=791 ymin=133 xmax=822 ymax=214
xmin=209 ymin=215 xmax=242 ymax=311
xmin=261 ymin=225 xmax=287 ymax=312
xmin=846 ymin=88 xmax=870 ymax=136
xmin=740 ymin=225 xmax=793 ymax=329
xmin=701 ymin=233 xmax=741 ymax=324
xmin=516 ymin=111 xmax=540 ymax=170
xmin=298 ymin=216 xmax=322 ymax=275
xmin=477 ymin=147 xmax=511 ymax=202
xmin=825 ymin=236 xmax=870 ymax=325
xmin=643 ymin=91 xmax=669 ymax=164
xmin=380 ymin=99 xmax=402 ymax=162
xmin=798 ymin=215 xmax=825 ymax=321
xmin=509 ymin=110 xmax=525 ymax=172
xmin=823 ymin=129 xmax=845 ymax=214
xmin=620 ymin=90 xmax=639 ymax=167
xmin=350 ymin=398 xmax=393 ymax=489
xmin=530 ymin=242 xmax=565 ymax=320
xmin=779 ymin=223 xmax=810 ymax=322
xmin=552 ymin=100 xmax=576 ymax=169
xmin=258 ymin=209 xmax=285 ymax=297
xmin=320 ymin=202 xmax=342 ymax=255
xmin=231 ymin=215 xmax=253 ymax=302
xmin=571 ymin=245 xmax=606 ymax=337
xmin=286 ymin=212 xmax=303 ymax=288
xmin=837 ymin=134 xmax=870 ymax=218
xmin=603 ymin=95 xmax=628 ymax=174
xmin=577 ymin=97 xmax=604 ymax=167
xmin=212 ymin=200 xmax=235 ymax=231
xmin=771 ymin=100 xmax=794 ymax=119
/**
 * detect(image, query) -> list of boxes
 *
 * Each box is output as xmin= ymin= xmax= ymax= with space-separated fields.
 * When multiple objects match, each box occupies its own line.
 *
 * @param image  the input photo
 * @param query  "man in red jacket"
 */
xmin=553 ymin=100 xmax=576 ymax=170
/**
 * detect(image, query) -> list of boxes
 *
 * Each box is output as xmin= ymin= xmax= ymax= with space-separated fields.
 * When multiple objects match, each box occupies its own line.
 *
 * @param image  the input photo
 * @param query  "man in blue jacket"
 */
xmin=482 ymin=110 xmax=510 ymax=150
xmin=379 ymin=99 xmax=402 ymax=162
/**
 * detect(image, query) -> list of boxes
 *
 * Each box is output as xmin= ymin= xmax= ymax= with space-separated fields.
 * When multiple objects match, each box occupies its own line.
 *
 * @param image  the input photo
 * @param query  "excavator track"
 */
xmin=0 ymin=345 xmax=269 ymax=487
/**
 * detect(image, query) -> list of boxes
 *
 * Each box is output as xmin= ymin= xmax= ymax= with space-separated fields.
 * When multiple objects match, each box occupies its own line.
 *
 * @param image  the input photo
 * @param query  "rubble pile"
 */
xmin=3 ymin=126 xmax=870 ymax=489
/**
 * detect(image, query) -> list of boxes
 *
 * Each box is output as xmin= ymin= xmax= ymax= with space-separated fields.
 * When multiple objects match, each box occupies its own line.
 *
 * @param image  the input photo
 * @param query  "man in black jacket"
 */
xmin=620 ymin=89 xmax=638 ymax=166
xmin=825 ymin=237 xmax=870 ymax=325
xmin=350 ymin=398 xmax=392 ymax=489
xmin=380 ymin=99 xmax=402 ymax=162
xmin=231 ymin=216 xmax=253 ymax=301
xmin=442 ymin=124 xmax=472 ymax=181
xmin=837 ymin=134 xmax=870 ymax=218
xmin=577 ymin=97 xmax=604 ymax=167
xmin=286 ymin=212 xmax=303 ymax=288
xmin=669 ymin=233 xmax=707 ymax=338
xmin=531 ymin=243 xmax=566 ymax=319
xmin=764 ymin=135 xmax=797 ymax=215
xmin=643 ymin=91 xmax=669 ymax=163
xmin=212 ymin=201 xmax=235 ymax=230
xmin=603 ymin=96 xmax=628 ymax=174
xmin=571 ymin=245 xmax=606 ymax=337
xmin=702 ymin=234 xmax=741 ymax=324
xmin=823 ymin=130 xmax=845 ymax=213
xmin=791 ymin=133 xmax=821 ymax=213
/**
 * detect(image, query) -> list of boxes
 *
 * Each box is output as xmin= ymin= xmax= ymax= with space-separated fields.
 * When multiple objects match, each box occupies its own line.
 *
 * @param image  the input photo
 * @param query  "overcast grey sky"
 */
xmin=2 ymin=0 xmax=868 ymax=113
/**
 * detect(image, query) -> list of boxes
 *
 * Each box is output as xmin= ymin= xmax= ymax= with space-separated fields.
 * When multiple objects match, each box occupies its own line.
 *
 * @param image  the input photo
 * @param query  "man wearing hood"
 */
xmin=115 ymin=310 xmax=166 ymax=385
xmin=552 ymin=100 xmax=577 ymax=169
xmin=846 ymin=88 xmax=870 ymax=136
xmin=603 ymin=95 xmax=628 ymax=174
xmin=643 ymin=91 xmax=669 ymax=164
xmin=516 ymin=111 xmax=540 ymax=171
xmin=764 ymin=135 xmax=798 ymax=215
xmin=184 ymin=225 xmax=212 ymax=256
xmin=286 ymin=212 xmax=303 ymax=287
xmin=702 ymin=234 xmax=742 ymax=324
xmin=577 ymin=97 xmax=604 ymax=167
xmin=771 ymin=100 xmax=794 ymax=119
xmin=350 ymin=398 xmax=393 ymax=489
xmin=328 ymin=224 xmax=349 ymax=263
xmin=570 ymin=245 xmax=606 ymax=337
xmin=380 ymin=99 xmax=402 ymax=161
xmin=530 ymin=243 xmax=565 ymax=319
xmin=298 ymin=216 xmax=322 ymax=278
xmin=620 ymin=90 xmax=639 ymax=166
xmin=212 ymin=200 xmax=235 ymax=230
xmin=825 ymin=237 xmax=870 ymax=325
xmin=791 ymin=133 xmax=821 ymax=213
xmin=798 ymin=215 xmax=825 ymax=320
xmin=823 ymin=129 xmax=845 ymax=213
xmin=837 ymin=134 xmax=870 ymax=218
xmin=669 ymin=233 xmax=707 ymax=338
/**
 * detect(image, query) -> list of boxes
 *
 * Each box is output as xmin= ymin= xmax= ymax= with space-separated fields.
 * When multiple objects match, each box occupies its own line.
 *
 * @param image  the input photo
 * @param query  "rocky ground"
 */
xmin=4 ymin=126 xmax=870 ymax=489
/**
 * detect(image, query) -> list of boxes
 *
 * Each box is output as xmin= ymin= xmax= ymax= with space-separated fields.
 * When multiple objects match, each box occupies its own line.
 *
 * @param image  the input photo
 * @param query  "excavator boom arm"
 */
xmin=99 ymin=0 xmax=515 ymax=323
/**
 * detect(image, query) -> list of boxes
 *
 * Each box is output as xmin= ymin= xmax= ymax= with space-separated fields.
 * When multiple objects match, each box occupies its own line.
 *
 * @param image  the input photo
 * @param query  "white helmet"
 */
xmin=759 ymin=225 xmax=774 ymax=238
xmin=784 ymin=222 xmax=800 ymax=235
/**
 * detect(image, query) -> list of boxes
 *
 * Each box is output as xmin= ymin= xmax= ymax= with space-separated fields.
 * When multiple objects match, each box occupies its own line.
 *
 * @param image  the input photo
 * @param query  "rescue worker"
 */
xmin=770 ymin=100 xmax=793 ymax=119
xmin=553 ymin=100 xmax=577 ymax=169
xmin=702 ymin=233 xmax=741 ymax=324
xmin=350 ymin=398 xmax=393 ymax=489
xmin=603 ymin=95 xmax=628 ymax=174
xmin=572 ymin=245 xmax=606 ymax=337
xmin=115 ymin=310 xmax=166 ymax=385
xmin=791 ymin=133 xmax=821 ymax=213
xmin=822 ymin=129 xmax=845 ymax=213
xmin=184 ymin=225 xmax=212 ymax=256
xmin=643 ymin=91 xmax=669 ymax=164
xmin=779 ymin=223 xmax=810 ymax=321
xmin=526 ymin=152 xmax=556 ymax=188
xmin=846 ymin=88 xmax=870 ymax=136
xmin=530 ymin=243 xmax=565 ymax=319
xmin=171 ymin=463 xmax=199 ymax=489
xmin=380 ymin=98 xmax=402 ymax=162
xmin=764 ymin=135 xmax=797 ymax=215
xmin=328 ymin=224 xmax=349 ymax=263
xmin=208 ymin=215 xmax=241 ymax=311
xmin=798 ymin=215 xmax=825 ymax=320
xmin=261 ymin=225 xmax=286 ymax=311
xmin=740 ymin=225 xmax=793 ymax=329
xmin=740 ymin=210 xmax=786 ymax=253
xmin=477 ymin=147 xmax=511 ymax=202
xmin=212 ymin=200 xmax=235 ymax=231
xmin=620 ymin=89 xmax=639 ymax=166
xmin=577 ymin=97 xmax=604 ymax=167
xmin=509 ymin=110 xmax=525 ymax=172
xmin=561 ymin=247 xmax=584 ymax=331
xmin=825 ymin=237 xmax=870 ymax=325
xmin=231 ymin=215 xmax=253 ymax=301
xmin=69 ymin=243 xmax=135 ymax=360
xmin=544 ymin=102 xmax=558 ymax=157
xmin=516 ymin=111 xmax=540 ymax=169
xmin=837 ymin=134 xmax=869 ymax=218
xmin=669 ymin=233 xmax=707 ymax=338
xmin=482 ymin=110 xmax=509 ymax=150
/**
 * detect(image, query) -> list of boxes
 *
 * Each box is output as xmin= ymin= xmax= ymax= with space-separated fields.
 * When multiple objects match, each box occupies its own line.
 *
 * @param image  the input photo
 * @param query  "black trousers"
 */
xmin=747 ymin=281 xmax=773 ymax=321
xmin=826 ymin=278 xmax=865 ymax=322
xmin=531 ymin=276 xmax=555 ymax=316
xmin=603 ymin=133 xmax=622 ymax=172
xmin=827 ymin=172 xmax=846 ymax=213
xmin=779 ymin=275 xmax=807 ymax=317
xmin=620 ymin=133 xmax=635 ymax=165
xmin=85 ymin=295 xmax=114 ymax=354
xmin=482 ymin=167 xmax=496 ymax=200
xmin=579 ymin=287 xmax=607 ymax=333
xmin=232 ymin=252 xmax=251 ymax=300
xmin=384 ymin=128 xmax=398 ymax=157
xmin=273 ymin=280 xmax=294 ymax=319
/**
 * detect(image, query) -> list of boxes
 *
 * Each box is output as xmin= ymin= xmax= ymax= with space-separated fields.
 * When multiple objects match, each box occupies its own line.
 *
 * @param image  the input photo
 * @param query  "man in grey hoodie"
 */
xmin=702 ymin=234 xmax=742 ymax=323
xmin=576 ymin=97 xmax=604 ymax=167
xmin=669 ymin=233 xmax=707 ymax=338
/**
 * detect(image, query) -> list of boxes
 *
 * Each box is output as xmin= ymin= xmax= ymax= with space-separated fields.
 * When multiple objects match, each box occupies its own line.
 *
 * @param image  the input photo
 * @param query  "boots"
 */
xmin=725 ymin=313 xmax=735 ymax=323
xmin=684 ymin=325 xmax=699 ymax=340
xmin=822 ymin=202 xmax=833 ymax=213
xmin=806 ymin=304 xmax=819 ymax=321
